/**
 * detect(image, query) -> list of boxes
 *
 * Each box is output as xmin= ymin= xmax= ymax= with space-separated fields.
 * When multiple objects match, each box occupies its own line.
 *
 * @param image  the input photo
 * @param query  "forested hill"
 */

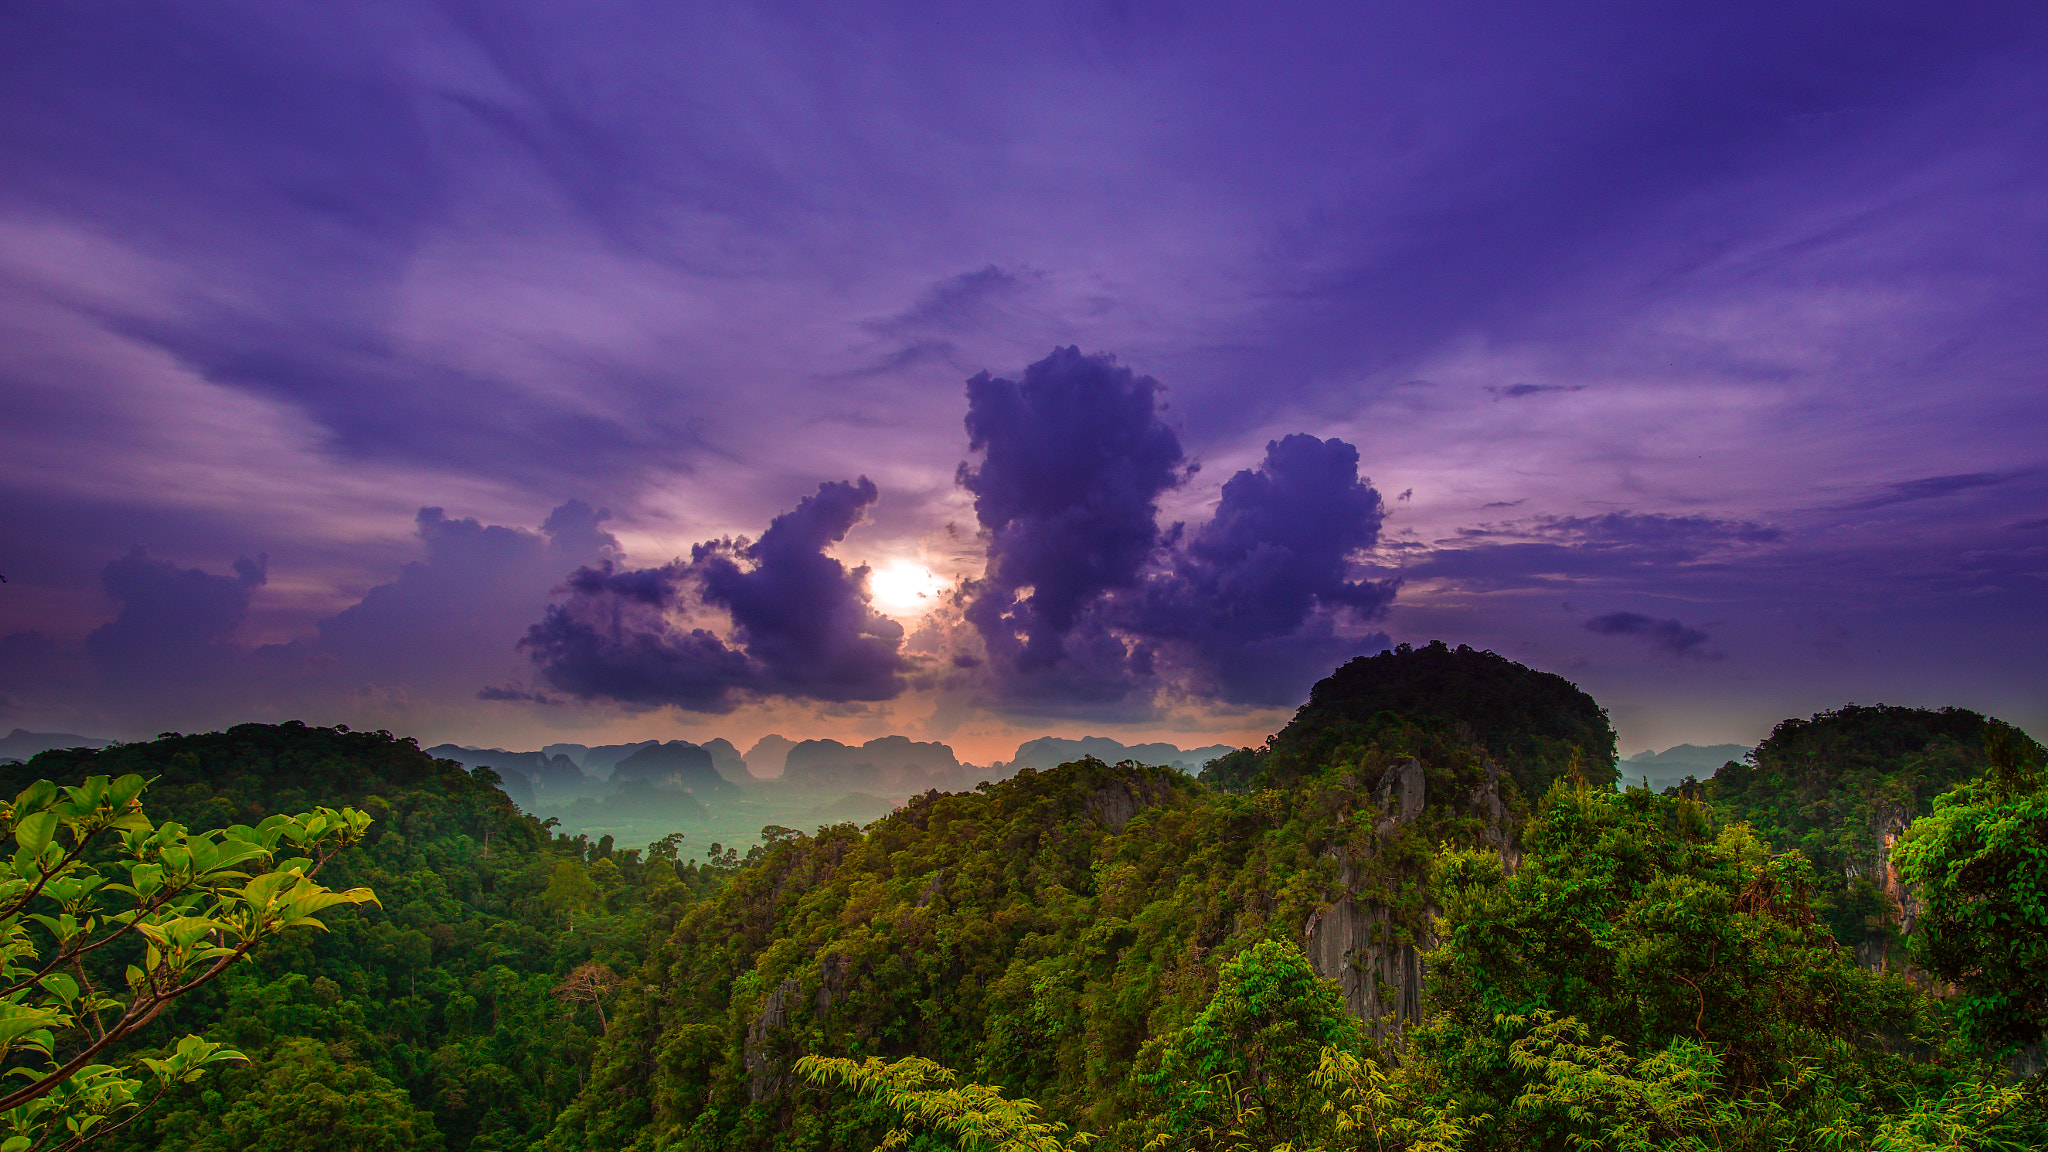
xmin=1201 ymin=639 xmax=1617 ymax=796
xmin=8 ymin=664 xmax=2044 ymax=1151
xmin=546 ymin=646 xmax=1615 ymax=1150
xmin=1704 ymin=704 xmax=2037 ymax=965
xmin=8 ymin=723 xmax=745 ymax=1152
xmin=545 ymin=649 xmax=2045 ymax=1152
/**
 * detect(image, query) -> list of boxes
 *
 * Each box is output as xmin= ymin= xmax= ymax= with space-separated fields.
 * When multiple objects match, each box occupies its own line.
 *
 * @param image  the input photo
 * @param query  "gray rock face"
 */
xmin=816 ymin=954 xmax=846 ymax=1016
xmin=745 ymin=978 xmax=802 ymax=1103
xmin=1304 ymin=757 xmax=1518 ymax=1050
xmin=1083 ymin=771 xmax=1178 ymax=831
xmin=1855 ymin=801 xmax=1933 ymax=978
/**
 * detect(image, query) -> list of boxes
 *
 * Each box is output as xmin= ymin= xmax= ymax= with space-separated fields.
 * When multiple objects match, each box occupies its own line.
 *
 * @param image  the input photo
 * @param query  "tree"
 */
xmin=0 ymin=773 xmax=377 ymax=1152
xmin=1417 ymin=777 xmax=1924 ymax=1148
xmin=541 ymin=859 xmax=599 ymax=929
xmin=1140 ymin=940 xmax=1363 ymax=1151
xmin=1892 ymin=722 xmax=2048 ymax=1054
xmin=552 ymin=963 xmax=621 ymax=1035
xmin=151 ymin=1038 xmax=440 ymax=1152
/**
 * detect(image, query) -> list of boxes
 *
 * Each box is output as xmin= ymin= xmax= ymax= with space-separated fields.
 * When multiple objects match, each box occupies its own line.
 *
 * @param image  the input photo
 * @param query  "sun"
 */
xmin=865 ymin=558 xmax=947 ymax=618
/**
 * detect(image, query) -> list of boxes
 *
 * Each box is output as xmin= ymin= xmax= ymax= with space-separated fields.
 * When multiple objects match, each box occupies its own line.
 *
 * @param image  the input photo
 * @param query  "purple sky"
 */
xmin=3 ymin=1 xmax=2044 ymax=763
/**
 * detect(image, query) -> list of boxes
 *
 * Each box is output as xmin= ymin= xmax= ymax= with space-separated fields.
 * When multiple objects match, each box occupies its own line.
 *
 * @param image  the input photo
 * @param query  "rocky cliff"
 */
xmin=1304 ymin=754 xmax=1522 ymax=1049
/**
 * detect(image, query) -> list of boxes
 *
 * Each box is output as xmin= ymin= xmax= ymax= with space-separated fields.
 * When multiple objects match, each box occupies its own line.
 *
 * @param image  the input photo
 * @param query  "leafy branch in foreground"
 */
xmin=795 ymin=1054 xmax=1096 ymax=1152
xmin=0 ymin=773 xmax=378 ymax=1152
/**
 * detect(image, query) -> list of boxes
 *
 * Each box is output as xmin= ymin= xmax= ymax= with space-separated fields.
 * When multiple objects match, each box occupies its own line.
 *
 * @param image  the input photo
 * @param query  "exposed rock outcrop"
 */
xmin=745 ymin=978 xmax=802 ymax=1103
xmin=1305 ymin=757 xmax=1519 ymax=1049
xmin=1084 ymin=768 xmax=1178 ymax=830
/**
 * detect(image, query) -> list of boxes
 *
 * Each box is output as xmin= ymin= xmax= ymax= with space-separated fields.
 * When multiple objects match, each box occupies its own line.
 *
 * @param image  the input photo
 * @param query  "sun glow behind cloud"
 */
xmin=865 ymin=558 xmax=948 ymax=619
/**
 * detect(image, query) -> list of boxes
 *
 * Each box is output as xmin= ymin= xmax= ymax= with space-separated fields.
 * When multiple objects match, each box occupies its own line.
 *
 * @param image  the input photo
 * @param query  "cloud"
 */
xmin=1411 ymin=510 xmax=1785 ymax=591
xmin=1843 ymin=471 xmax=2014 ymax=510
xmin=951 ymin=350 xmax=1396 ymax=714
xmin=1584 ymin=611 xmax=1718 ymax=659
xmin=477 ymin=685 xmax=556 ymax=704
xmin=522 ymin=478 xmax=909 ymax=712
xmin=1528 ymin=513 xmax=1782 ymax=546
xmin=1485 ymin=383 xmax=1584 ymax=399
xmin=86 ymin=547 xmax=266 ymax=686
xmin=957 ymin=346 xmax=1190 ymax=708
xmin=276 ymin=500 xmax=619 ymax=698
xmin=693 ymin=478 xmax=909 ymax=700
xmin=1139 ymin=434 xmax=1397 ymax=706
xmin=868 ymin=266 xmax=1023 ymax=336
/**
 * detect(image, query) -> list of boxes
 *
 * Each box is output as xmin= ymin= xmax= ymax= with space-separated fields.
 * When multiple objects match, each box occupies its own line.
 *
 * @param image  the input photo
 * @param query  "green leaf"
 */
xmin=14 ymin=812 xmax=58 ymax=855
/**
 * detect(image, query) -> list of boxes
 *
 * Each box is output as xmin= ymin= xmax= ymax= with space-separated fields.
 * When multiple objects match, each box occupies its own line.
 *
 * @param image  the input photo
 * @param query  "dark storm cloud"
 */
xmin=955 ymin=351 xmax=1395 ymax=714
xmin=86 ymin=548 xmax=266 ymax=685
xmin=1584 ymin=612 xmax=1718 ymax=660
xmin=694 ymin=478 xmax=908 ymax=700
xmin=957 ymin=347 xmax=1190 ymax=708
xmin=523 ymin=479 xmax=909 ymax=712
xmin=1140 ymin=434 xmax=1396 ymax=706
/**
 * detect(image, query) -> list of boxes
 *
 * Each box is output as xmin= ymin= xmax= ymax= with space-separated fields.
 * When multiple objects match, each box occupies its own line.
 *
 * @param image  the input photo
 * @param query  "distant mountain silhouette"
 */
xmin=781 ymin=736 xmax=964 ymax=792
xmin=700 ymin=737 xmax=749 ymax=781
xmin=744 ymin=734 xmax=797 ymax=778
xmin=611 ymin=740 xmax=740 ymax=795
xmin=1622 ymin=743 xmax=1752 ymax=790
xmin=0 ymin=728 xmax=111 ymax=763
xmin=544 ymin=741 xmax=659 ymax=778
xmin=998 ymin=736 xmax=1238 ymax=776
xmin=423 ymin=744 xmax=544 ymax=809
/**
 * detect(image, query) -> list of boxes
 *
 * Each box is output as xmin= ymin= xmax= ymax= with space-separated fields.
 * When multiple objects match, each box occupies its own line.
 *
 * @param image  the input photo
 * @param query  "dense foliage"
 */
xmin=9 ymin=651 xmax=2041 ymax=1152
xmin=7 ymin=724 xmax=744 ymax=1152
xmin=1893 ymin=724 xmax=2048 ymax=1054
xmin=545 ymin=714 xmax=1531 ymax=1152
xmin=543 ymin=661 xmax=2041 ymax=1152
xmin=1420 ymin=781 xmax=1949 ymax=1149
xmin=1706 ymin=705 xmax=2023 ymax=955
xmin=626 ymin=775 xmax=2037 ymax=1152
